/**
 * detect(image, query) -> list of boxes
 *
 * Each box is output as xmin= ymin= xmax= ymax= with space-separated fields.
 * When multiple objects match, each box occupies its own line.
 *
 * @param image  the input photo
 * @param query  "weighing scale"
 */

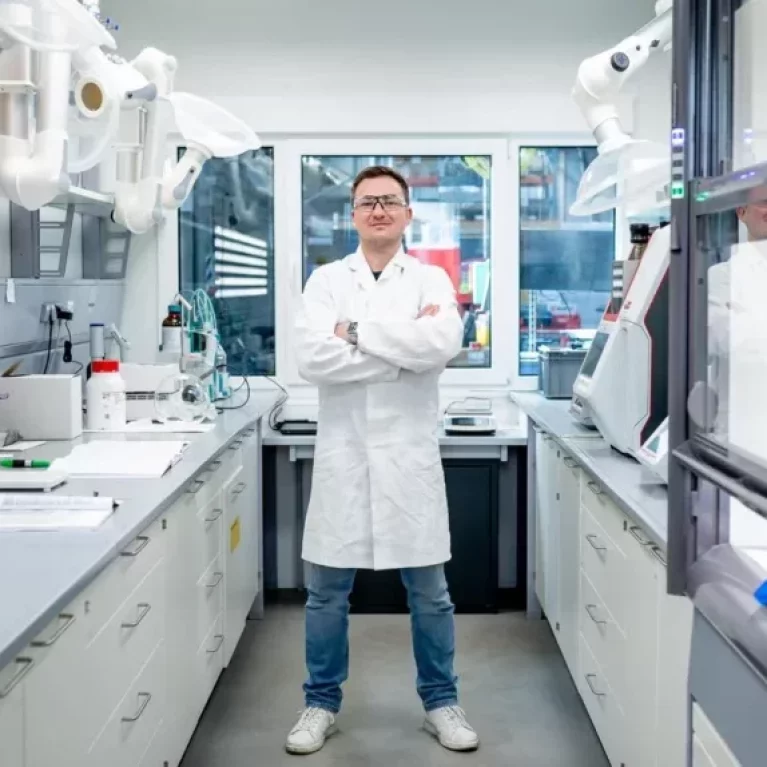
xmin=443 ymin=399 xmax=497 ymax=436
xmin=636 ymin=417 xmax=669 ymax=484
xmin=571 ymin=224 xmax=670 ymax=456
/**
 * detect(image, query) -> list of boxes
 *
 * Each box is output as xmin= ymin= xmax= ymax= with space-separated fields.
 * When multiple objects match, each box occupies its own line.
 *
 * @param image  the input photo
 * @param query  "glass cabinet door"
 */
xmin=178 ymin=147 xmax=275 ymax=377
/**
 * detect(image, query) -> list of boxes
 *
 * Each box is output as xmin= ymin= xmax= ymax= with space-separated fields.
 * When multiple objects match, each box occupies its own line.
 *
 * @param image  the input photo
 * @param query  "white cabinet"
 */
xmin=534 ymin=431 xmax=559 ymax=619
xmin=0 ymin=660 xmax=27 ymax=767
xmin=556 ymin=452 xmax=580 ymax=675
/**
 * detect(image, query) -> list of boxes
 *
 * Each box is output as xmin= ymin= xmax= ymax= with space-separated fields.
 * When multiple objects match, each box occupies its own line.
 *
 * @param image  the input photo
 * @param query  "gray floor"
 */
xmin=181 ymin=605 xmax=609 ymax=767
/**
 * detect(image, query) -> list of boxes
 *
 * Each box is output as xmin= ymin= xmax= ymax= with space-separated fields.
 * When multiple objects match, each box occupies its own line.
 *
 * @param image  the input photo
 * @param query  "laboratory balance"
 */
xmin=443 ymin=399 xmax=497 ymax=436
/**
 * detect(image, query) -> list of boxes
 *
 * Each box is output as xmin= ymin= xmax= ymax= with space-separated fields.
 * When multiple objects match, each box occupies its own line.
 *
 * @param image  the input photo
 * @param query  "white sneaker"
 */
xmin=286 ymin=707 xmax=337 ymax=755
xmin=424 ymin=705 xmax=479 ymax=751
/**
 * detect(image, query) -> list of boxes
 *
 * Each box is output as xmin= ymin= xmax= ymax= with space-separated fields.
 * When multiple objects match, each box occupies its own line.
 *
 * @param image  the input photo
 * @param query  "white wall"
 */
xmin=101 ymin=0 xmax=667 ymax=137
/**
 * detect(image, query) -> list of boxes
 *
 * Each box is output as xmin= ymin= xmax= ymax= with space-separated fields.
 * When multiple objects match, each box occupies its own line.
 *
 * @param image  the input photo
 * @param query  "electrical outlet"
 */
xmin=39 ymin=303 xmax=56 ymax=323
xmin=65 ymin=300 xmax=74 ymax=314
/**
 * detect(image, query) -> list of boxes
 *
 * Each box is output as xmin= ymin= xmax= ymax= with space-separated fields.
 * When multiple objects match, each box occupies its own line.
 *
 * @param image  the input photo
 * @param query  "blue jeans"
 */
xmin=303 ymin=563 xmax=459 ymax=714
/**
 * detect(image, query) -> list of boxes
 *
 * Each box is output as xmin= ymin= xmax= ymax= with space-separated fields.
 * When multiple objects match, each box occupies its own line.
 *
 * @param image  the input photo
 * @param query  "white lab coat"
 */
xmin=295 ymin=249 xmax=464 ymax=570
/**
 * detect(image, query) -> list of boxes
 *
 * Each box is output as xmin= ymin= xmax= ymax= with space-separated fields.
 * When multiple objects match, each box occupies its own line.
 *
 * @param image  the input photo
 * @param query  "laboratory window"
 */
xmin=518 ymin=146 xmax=615 ymax=377
xmin=302 ymin=154 xmax=493 ymax=369
xmin=178 ymin=147 xmax=276 ymax=376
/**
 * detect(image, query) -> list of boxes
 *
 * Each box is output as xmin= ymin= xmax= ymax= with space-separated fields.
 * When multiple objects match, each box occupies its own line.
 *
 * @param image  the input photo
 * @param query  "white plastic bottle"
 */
xmin=86 ymin=359 xmax=127 ymax=430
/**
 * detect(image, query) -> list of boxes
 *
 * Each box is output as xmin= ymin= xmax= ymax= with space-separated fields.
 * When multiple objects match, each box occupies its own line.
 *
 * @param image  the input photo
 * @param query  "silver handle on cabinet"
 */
xmin=30 ymin=613 xmax=76 ymax=647
xmin=207 ymin=460 xmax=223 ymax=473
xmin=186 ymin=479 xmax=206 ymax=495
xmin=0 ymin=657 xmax=34 ymax=698
xmin=232 ymin=481 xmax=247 ymax=496
xmin=542 ymin=434 xmax=552 ymax=442
xmin=120 ymin=536 xmax=149 ymax=557
xmin=628 ymin=526 xmax=652 ymax=546
xmin=584 ymin=674 xmax=605 ymax=698
xmin=585 ymin=604 xmax=606 ymax=625
xmin=650 ymin=546 xmax=667 ymax=566
xmin=121 ymin=603 xmax=151 ymax=629
xmin=204 ymin=509 xmax=224 ymax=523
xmin=586 ymin=480 xmax=604 ymax=497
xmin=121 ymin=692 xmax=151 ymax=723
xmin=206 ymin=572 xmax=224 ymax=589
xmin=229 ymin=440 xmax=243 ymax=451
xmin=563 ymin=457 xmax=578 ymax=469
xmin=585 ymin=533 xmax=607 ymax=552
xmin=207 ymin=634 xmax=225 ymax=654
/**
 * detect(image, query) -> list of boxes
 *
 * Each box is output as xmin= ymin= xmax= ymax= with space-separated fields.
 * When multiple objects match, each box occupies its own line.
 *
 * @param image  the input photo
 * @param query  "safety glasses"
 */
xmin=352 ymin=194 xmax=408 ymax=213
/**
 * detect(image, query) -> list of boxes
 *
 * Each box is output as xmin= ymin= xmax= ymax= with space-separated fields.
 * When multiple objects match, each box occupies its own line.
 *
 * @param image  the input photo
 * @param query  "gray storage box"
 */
xmin=538 ymin=347 xmax=587 ymax=399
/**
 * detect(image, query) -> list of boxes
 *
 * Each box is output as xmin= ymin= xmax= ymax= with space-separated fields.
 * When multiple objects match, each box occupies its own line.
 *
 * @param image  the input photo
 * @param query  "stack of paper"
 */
xmin=52 ymin=440 xmax=189 ymax=479
xmin=0 ymin=494 xmax=118 ymax=531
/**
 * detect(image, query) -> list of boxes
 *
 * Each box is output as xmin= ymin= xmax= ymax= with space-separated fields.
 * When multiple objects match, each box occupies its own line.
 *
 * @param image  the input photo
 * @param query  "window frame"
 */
xmin=275 ymin=136 xmax=514 ymax=389
xmin=509 ymin=135 xmax=620 ymax=390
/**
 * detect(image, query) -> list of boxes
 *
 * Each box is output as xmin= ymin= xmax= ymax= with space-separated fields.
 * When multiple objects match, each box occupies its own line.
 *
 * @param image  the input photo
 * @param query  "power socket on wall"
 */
xmin=40 ymin=303 xmax=56 ymax=323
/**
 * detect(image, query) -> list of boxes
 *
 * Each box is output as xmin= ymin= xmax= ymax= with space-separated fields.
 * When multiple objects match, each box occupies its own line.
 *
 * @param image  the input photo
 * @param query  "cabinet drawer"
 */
xmin=693 ymin=704 xmax=741 ymax=767
xmin=0 ymin=668 xmax=24 ymax=767
xmin=224 ymin=465 xmax=249 ymax=510
xmin=578 ymin=633 xmax=625 ymax=767
xmin=86 ymin=558 xmax=166 ymax=729
xmin=86 ymin=640 xmax=166 ymax=767
xmin=197 ymin=555 xmax=224 ymax=643
xmin=192 ymin=613 xmax=225 ymax=721
xmin=580 ymin=569 xmax=626 ymax=706
xmin=83 ymin=516 xmax=165 ymax=641
xmin=581 ymin=476 xmax=627 ymax=552
xmin=192 ymin=493 xmax=224 ymax=573
xmin=581 ymin=504 xmax=627 ymax=632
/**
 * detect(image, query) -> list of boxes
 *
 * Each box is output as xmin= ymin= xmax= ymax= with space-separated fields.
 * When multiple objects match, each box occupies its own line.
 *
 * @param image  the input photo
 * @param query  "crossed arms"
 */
xmin=294 ymin=266 xmax=464 ymax=385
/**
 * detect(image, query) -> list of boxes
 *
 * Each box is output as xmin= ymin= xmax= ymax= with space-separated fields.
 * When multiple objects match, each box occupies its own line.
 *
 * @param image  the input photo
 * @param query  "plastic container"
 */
xmin=539 ymin=347 xmax=587 ymax=399
xmin=161 ymin=304 xmax=183 ymax=355
xmin=86 ymin=359 xmax=126 ymax=430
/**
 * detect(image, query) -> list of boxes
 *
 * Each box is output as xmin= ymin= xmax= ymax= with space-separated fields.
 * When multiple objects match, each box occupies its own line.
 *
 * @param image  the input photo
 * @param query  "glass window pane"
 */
xmin=695 ymin=193 xmax=767 ymax=475
xmin=302 ymin=155 xmax=492 ymax=369
xmin=178 ymin=148 xmax=275 ymax=376
xmin=518 ymin=147 xmax=616 ymax=377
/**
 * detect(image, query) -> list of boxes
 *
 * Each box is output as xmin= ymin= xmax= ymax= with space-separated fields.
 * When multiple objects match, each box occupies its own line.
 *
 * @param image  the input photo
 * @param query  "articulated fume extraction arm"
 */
xmin=0 ymin=0 xmax=260 ymax=231
xmin=570 ymin=0 xmax=673 ymax=215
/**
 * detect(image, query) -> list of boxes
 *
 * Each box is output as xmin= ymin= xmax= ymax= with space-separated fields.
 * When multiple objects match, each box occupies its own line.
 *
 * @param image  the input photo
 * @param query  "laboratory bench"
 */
xmin=511 ymin=391 xmax=693 ymax=767
xmin=262 ymin=425 xmax=528 ymax=614
xmin=0 ymin=389 xmax=280 ymax=767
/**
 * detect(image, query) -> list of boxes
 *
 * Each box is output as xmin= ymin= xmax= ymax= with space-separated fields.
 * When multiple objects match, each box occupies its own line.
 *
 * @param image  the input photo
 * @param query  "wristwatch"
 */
xmin=347 ymin=321 xmax=359 ymax=345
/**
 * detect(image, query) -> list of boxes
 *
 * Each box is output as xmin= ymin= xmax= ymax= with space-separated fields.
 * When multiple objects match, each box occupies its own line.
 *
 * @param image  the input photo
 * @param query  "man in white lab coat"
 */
xmin=285 ymin=166 xmax=479 ymax=755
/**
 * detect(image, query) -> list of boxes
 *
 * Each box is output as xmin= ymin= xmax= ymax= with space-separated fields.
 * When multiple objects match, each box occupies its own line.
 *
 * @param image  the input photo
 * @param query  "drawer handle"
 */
xmin=563 ymin=457 xmax=578 ymax=469
xmin=204 ymin=508 xmax=224 ymax=523
xmin=206 ymin=571 xmax=224 ymax=589
xmin=584 ymin=673 xmax=606 ymax=698
xmin=585 ymin=533 xmax=607 ymax=552
xmin=30 ymin=613 xmax=76 ymax=647
xmin=207 ymin=634 xmax=225 ymax=654
xmin=587 ymin=480 xmax=604 ymax=497
xmin=651 ymin=546 xmax=667 ymax=566
xmin=121 ymin=692 xmax=152 ymax=723
xmin=0 ymin=657 xmax=34 ymax=698
xmin=120 ymin=536 xmax=149 ymax=558
xmin=187 ymin=479 xmax=206 ymax=495
xmin=207 ymin=460 xmax=223 ymax=473
xmin=585 ymin=604 xmax=606 ymax=626
xmin=232 ymin=481 xmax=247 ymax=496
xmin=121 ymin=603 xmax=151 ymax=629
xmin=229 ymin=440 xmax=243 ymax=451
xmin=628 ymin=526 xmax=652 ymax=546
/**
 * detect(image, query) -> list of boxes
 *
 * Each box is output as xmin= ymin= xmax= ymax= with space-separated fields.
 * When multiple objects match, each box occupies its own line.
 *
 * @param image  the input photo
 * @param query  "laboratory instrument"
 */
xmin=570 ymin=0 xmax=672 ymax=215
xmin=154 ymin=371 xmax=214 ymax=423
xmin=444 ymin=399 xmax=497 ymax=436
xmin=0 ymin=374 xmax=83 ymax=439
xmin=636 ymin=416 xmax=669 ymax=484
xmin=571 ymin=223 xmax=670 ymax=456
xmin=85 ymin=359 xmax=127 ymax=431
xmin=121 ymin=362 xmax=180 ymax=421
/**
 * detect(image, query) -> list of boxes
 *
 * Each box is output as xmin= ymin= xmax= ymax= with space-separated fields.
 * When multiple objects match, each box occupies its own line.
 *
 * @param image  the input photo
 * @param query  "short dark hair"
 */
xmin=351 ymin=165 xmax=410 ymax=204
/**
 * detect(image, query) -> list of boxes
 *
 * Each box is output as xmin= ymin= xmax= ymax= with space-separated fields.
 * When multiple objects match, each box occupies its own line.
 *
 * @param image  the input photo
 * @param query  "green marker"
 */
xmin=0 ymin=459 xmax=51 ymax=469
